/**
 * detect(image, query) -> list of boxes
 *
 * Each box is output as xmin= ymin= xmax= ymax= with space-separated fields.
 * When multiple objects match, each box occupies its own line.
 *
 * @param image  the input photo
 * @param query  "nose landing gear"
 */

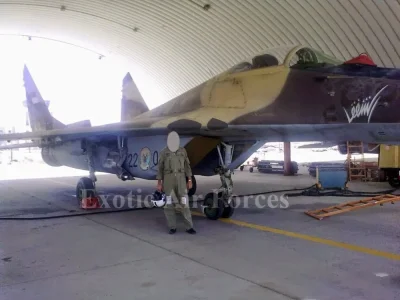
xmin=202 ymin=143 xmax=236 ymax=220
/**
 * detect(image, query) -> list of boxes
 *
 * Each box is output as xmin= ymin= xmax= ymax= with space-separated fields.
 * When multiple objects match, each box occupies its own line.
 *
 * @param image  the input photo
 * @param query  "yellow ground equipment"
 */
xmin=379 ymin=145 xmax=400 ymax=188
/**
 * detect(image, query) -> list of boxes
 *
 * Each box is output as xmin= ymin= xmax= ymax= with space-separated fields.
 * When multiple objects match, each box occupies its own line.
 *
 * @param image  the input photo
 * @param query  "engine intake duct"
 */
xmin=41 ymin=146 xmax=62 ymax=166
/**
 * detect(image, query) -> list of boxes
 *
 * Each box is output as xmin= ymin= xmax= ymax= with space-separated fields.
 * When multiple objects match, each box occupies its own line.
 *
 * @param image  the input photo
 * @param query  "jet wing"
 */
xmin=1 ymin=121 xmax=399 ymax=145
xmin=0 ymin=142 xmax=37 ymax=150
xmin=0 ymin=123 xmax=170 ymax=142
xmin=225 ymin=123 xmax=400 ymax=144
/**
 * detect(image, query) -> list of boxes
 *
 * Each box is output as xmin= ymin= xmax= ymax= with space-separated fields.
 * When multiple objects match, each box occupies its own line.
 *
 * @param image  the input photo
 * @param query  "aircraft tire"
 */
xmin=249 ymin=167 xmax=254 ymax=173
xmin=76 ymin=177 xmax=96 ymax=206
xmin=203 ymin=192 xmax=224 ymax=220
xmin=221 ymin=197 xmax=236 ymax=218
xmin=187 ymin=175 xmax=197 ymax=196
xmin=388 ymin=176 xmax=400 ymax=188
xmin=240 ymin=166 xmax=244 ymax=171
xmin=386 ymin=169 xmax=400 ymax=188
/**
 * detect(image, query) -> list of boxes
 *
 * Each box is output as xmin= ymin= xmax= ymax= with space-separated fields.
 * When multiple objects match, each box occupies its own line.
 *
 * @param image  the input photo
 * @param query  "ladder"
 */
xmin=305 ymin=194 xmax=400 ymax=220
xmin=347 ymin=141 xmax=366 ymax=181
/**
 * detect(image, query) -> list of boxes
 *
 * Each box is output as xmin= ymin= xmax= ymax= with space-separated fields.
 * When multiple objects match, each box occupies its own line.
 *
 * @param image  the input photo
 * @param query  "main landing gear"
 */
xmin=202 ymin=142 xmax=236 ymax=220
xmin=76 ymin=177 xmax=97 ymax=206
xmin=76 ymin=142 xmax=100 ymax=208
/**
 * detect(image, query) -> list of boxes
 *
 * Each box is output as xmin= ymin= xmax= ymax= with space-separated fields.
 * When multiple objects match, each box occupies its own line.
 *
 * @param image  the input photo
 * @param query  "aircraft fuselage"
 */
xmin=41 ymin=135 xmax=265 ymax=180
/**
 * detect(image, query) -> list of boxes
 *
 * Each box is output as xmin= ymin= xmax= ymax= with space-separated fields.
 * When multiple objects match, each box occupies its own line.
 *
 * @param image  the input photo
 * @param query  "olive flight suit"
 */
xmin=156 ymin=146 xmax=194 ymax=230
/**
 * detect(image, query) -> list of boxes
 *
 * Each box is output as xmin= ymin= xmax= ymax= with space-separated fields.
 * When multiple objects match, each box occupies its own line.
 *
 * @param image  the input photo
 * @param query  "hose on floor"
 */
xmin=0 ymin=207 xmax=151 ymax=220
xmin=235 ymin=184 xmax=398 ymax=198
xmin=0 ymin=184 xmax=397 ymax=220
xmin=285 ymin=186 xmax=398 ymax=198
xmin=235 ymin=184 xmax=318 ymax=197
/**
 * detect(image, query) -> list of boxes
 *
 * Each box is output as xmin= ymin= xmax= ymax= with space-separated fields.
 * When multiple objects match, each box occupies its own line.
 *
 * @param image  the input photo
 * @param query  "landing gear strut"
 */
xmin=76 ymin=141 xmax=100 ymax=208
xmin=116 ymin=136 xmax=134 ymax=181
xmin=202 ymin=143 xmax=236 ymax=220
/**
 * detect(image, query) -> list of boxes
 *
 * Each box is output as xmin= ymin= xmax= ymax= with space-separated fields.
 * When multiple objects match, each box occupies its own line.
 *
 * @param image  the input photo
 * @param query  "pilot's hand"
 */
xmin=187 ymin=180 xmax=192 ymax=190
xmin=157 ymin=183 xmax=162 ymax=192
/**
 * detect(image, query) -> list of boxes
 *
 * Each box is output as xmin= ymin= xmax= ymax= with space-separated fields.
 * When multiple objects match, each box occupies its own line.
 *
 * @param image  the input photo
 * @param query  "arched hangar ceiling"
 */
xmin=1 ymin=0 xmax=400 ymax=101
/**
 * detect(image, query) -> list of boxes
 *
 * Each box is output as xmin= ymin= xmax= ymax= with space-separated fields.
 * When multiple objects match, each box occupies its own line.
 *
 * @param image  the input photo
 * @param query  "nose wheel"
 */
xmin=203 ymin=191 xmax=236 ymax=220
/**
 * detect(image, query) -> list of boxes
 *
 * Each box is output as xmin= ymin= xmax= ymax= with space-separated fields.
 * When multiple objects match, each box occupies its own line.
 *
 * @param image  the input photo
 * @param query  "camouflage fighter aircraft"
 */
xmin=1 ymin=45 xmax=400 ymax=220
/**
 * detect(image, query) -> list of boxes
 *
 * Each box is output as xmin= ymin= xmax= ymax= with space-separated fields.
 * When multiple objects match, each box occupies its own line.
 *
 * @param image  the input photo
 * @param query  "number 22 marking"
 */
xmin=127 ymin=153 xmax=138 ymax=168
xmin=126 ymin=150 xmax=159 ymax=168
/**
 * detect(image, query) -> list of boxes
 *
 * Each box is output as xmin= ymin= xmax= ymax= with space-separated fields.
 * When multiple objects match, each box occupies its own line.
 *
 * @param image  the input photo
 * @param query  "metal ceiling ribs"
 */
xmin=0 ymin=0 xmax=399 ymax=102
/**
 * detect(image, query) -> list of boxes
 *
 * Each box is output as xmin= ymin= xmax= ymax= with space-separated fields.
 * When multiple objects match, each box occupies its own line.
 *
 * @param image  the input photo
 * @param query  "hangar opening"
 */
xmin=1 ymin=2 xmax=400 ymax=300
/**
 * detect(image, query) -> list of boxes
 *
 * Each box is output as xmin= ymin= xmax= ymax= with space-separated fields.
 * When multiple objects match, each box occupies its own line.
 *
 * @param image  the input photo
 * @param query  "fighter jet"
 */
xmin=1 ymin=45 xmax=400 ymax=220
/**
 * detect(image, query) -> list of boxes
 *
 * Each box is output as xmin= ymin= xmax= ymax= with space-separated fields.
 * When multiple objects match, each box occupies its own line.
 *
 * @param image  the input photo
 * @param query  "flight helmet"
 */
xmin=152 ymin=190 xmax=166 ymax=207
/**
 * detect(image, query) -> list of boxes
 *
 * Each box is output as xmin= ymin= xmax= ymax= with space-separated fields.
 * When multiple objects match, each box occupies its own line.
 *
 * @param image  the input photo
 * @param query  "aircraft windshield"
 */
xmin=226 ymin=45 xmax=297 ymax=74
xmin=288 ymin=47 xmax=342 ymax=69
xmin=226 ymin=45 xmax=343 ymax=74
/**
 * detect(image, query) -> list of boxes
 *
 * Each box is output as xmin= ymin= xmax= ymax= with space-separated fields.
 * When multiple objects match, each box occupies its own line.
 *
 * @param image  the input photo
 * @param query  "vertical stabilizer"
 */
xmin=23 ymin=65 xmax=65 ymax=131
xmin=121 ymin=73 xmax=149 ymax=121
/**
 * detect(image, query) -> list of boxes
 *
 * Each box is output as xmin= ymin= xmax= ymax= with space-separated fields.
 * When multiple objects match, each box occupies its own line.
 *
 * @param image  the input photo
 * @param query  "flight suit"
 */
xmin=156 ymin=146 xmax=194 ymax=230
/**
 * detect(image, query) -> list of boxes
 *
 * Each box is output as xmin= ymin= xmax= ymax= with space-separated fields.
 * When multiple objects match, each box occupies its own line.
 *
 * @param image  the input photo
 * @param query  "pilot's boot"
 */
xmin=177 ymin=178 xmax=195 ymax=233
xmin=180 ymin=198 xmax=194 ymax=232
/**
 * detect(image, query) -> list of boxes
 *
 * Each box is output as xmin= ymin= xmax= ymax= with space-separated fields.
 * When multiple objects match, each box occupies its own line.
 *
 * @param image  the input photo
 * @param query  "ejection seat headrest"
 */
xmin=252 ymin=54 xmax=279 ymax=68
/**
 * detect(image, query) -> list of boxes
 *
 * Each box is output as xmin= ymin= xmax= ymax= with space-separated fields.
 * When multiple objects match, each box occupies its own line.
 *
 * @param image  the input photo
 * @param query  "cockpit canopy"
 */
xmin=286 ymin=46 xmax=343 ymax=69
xmin=227 ymin=45 xmax=343 ymax=74
xmin=227 ymin=45 xmax=294 ymax=74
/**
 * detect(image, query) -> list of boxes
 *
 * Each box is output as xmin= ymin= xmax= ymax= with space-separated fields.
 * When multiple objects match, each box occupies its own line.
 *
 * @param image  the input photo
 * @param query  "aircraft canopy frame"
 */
xmin=283 ymin=45 xmax=343 ymax=68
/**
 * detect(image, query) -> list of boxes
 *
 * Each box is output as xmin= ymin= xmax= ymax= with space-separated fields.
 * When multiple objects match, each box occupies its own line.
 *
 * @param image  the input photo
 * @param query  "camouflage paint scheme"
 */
xmin=2 ymin=45 xmax=400 ymax=180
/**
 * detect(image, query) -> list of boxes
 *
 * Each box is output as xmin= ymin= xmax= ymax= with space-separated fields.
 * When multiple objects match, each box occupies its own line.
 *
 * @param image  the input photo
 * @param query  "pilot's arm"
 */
xmin=156 ymin=150 xmax=165 ymax=190
xmin=182 ymin=148 xmax=192 ymax=178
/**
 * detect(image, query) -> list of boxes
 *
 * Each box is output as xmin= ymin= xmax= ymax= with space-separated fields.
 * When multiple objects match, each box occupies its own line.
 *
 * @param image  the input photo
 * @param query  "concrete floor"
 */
xmin=0 ymin=166 xmax=399 ymax=300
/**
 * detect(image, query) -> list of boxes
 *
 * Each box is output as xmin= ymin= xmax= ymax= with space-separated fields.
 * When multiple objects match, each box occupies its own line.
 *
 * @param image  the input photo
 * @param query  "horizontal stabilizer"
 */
xmin=121 ymin=73 xmax=149 ymax=121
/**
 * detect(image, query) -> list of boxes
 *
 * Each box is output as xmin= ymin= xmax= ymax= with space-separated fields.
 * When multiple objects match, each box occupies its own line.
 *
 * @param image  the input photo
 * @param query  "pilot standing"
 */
xmin=156 ymin=131 xmax=196 ymax=234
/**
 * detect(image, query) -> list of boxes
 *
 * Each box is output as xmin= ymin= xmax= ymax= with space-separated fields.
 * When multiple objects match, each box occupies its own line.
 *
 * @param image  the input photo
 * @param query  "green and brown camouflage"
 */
xmin=6 ymin=45 xmax=400 ymax=145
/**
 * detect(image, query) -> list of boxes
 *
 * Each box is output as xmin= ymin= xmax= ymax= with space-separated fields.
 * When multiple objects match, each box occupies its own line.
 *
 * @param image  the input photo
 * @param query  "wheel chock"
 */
xmin=81 ymin=197 xmax=101 ymax=209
